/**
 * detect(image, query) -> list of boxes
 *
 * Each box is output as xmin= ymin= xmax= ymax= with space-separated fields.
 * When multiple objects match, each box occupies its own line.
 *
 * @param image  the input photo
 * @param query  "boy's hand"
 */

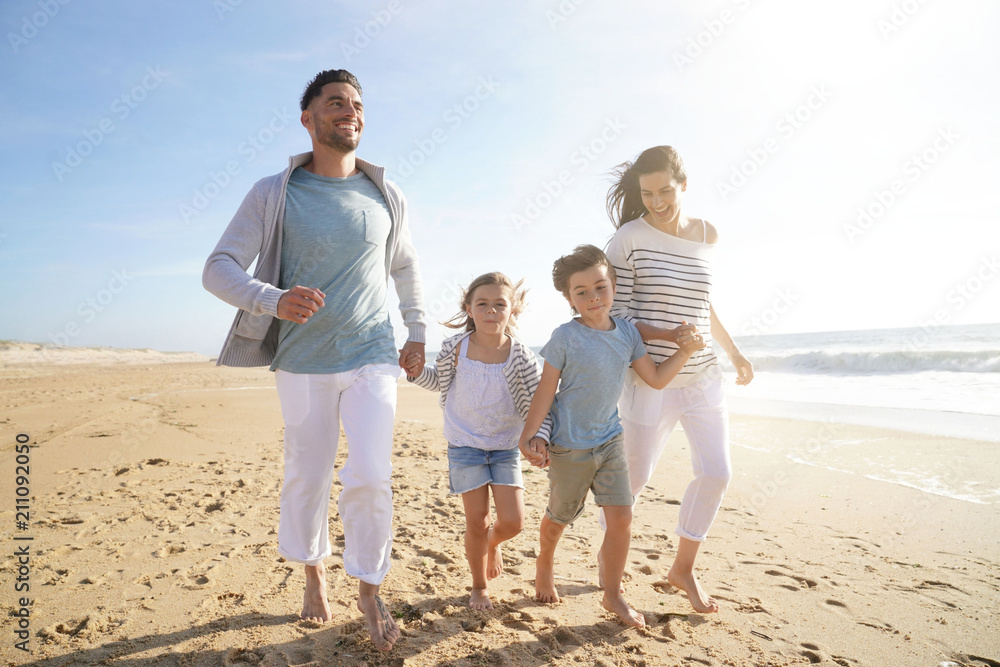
xmin=677 ymin=331 xmax=706 ymax=354
xmin=666 ymin=321 xmax=698 ymax=344
xmin=519 ymin=437 xmax=549 ymax=468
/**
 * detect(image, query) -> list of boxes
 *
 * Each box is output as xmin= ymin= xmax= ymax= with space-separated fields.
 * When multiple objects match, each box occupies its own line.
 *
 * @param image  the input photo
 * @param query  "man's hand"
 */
xmin=519 ymin=437 xmax=549 ymax=468
xmin=398 ymin=340 xmax=425 ymax=378
xmin=277 ymin=286 xmax=326 ymax=324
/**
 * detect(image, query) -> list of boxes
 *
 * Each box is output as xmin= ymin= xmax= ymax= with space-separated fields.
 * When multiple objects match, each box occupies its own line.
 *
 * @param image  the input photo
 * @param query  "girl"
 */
xmin=407 ymin=272 xmax=551 ymax=610
xmin=602 ymin=146 xmax=754 ymax=613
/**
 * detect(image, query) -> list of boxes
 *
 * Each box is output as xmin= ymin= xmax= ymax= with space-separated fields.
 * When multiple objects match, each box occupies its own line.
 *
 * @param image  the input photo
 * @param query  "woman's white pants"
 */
xmin=601 ymin=372 xmax=731 ymax=542
xmin=274 ymin=364 xmax=399 ymax=585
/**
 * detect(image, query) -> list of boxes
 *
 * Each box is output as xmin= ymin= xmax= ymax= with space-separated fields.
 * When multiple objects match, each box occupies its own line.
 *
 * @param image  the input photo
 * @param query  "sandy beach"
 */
xmin=1 ymin=348 xmax=998 ymax=666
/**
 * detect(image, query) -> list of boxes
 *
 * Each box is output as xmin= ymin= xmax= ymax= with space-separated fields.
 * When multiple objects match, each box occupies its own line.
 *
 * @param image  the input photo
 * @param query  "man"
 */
xmin=203 ymin=69 xmax=426 ymax=652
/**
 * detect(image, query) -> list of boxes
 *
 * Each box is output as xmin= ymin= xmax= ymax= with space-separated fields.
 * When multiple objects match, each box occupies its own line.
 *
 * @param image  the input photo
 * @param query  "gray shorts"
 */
xmin=545 ymin=433 xmax=633 ymax=525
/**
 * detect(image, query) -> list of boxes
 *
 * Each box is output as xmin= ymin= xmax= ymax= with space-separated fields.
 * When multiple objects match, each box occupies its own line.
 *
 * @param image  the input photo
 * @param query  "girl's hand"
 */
xmin=665 ymin=321 xmax=698 ymax=343
xmin=730 ymin=351 xmax=754 ymax=385
xmin=519 ymin=437 xmax=549 ymax=468
xmin=401 ymin=351 xmax=423 ymax=377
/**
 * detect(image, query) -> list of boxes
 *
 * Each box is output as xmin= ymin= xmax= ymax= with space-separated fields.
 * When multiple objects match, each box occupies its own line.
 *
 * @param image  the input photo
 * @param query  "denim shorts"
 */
xmin=447 ymin=445 xmax=524 ymax=495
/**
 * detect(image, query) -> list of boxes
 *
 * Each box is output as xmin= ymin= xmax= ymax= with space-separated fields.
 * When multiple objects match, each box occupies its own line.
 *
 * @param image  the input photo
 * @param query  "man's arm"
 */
xmin=203 ymin=184 xmax=286 ymax=317
xmin=386 ymin=187 xmax=428 ymax=374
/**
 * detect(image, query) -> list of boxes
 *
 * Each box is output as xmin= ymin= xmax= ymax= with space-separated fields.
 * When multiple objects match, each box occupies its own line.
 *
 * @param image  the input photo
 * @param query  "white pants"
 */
xmin=274 ymin=364 xmax=399 ymax=585
xmin=602 ymin=372 xmax=730 ymax=542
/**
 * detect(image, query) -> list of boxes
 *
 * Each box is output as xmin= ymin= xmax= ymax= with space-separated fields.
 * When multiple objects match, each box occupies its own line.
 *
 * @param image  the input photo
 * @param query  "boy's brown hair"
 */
xmin=551 ymin=244 xmax=617 ymax=314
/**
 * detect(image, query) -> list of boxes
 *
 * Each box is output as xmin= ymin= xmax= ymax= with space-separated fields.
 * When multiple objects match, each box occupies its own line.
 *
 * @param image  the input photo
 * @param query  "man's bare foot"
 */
xmin=667 ymin=567 xmax=719 ymax=613
xmin=357 ymin=584 xmax=400 ymax=652
xmin=469 ymin=587 xmax=493 ymax=610
xmin=534 ymin=562 xmax=560 ymax=603
xmin=602 ymin=591 xmax=646 ymax=628
xmin=487 ymin=533 xmax=504 ymax=580
xmin=597 ymin=548 xmax=625 ymax=594
xmin=301 ymin=563 xmax=331 ymax=623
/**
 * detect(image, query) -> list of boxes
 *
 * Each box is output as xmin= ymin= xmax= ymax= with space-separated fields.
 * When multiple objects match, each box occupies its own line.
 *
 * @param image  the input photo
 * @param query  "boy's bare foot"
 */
xmin=357 ymin=583 xmax=400 ymax=652
xmin=486 ymin=535 xmax=504 ymax=580
xmin=301 ymin=563 xmax=331 ymax=623
xmin=602 ymin=591 xmax=646 ymax=628
xmin=534 ymin=562 xmax=560 ymax=603
xmin=597 ymin=548 xmax=625 ymax=593
xmin=666 ymin=567 xmax=719 ymax=613
xmin=469 ymin=587 xmax=493 ymax=610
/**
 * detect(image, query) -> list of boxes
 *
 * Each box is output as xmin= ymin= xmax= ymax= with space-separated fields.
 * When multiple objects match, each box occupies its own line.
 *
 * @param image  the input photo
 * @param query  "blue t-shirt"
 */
xmin=540 ymin=317 xmax=646 ymax=449
xmin=270 ymin=168 xmax=398 ymax=373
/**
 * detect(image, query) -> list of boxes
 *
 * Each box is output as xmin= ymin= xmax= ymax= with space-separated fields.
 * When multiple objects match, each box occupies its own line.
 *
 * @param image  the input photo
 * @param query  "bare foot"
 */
xmin=469 ymin=587 xmax=493 ymax=610
xmin=534 ymin=562 xmax=560 ymax=603
xmin=487 ymin=532 xmax=504 ymax=580
xmin=357 ymin=585 xmax=400 ymax=652
xmin=602 ymin=591 xmax=646 ymax=628
xmin=667 ymin=567 xmax=719 ymax=613
xmin=597 ymin=548 xmax=625 ymax=594
xmin=301 ymin=563 xmax=331 ymax=622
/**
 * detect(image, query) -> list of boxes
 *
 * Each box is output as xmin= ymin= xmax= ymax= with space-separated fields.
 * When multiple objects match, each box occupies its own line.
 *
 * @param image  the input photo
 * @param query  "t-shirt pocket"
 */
xmin=363 ymin=207 xmax=391 ymax=247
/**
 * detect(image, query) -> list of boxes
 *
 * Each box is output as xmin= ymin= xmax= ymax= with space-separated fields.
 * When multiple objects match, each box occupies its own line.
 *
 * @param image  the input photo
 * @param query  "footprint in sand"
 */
xmin=764 ymin=568 xmax=819 ymax=589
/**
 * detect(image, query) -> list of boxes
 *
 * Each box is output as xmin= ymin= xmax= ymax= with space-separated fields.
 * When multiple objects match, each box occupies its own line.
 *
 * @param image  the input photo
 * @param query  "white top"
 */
xmin=606 ymin=216 xmax=719 ymax=388
xmin=443 ymin=337 xmax=522 ymax=451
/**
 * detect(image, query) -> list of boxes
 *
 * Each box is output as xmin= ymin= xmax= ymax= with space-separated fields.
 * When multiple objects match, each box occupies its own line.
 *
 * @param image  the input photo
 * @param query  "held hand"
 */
xmin=277 ymin=286 xmax=325 ymax=324
xmin=657 ymin=320 xmax=698 ymax=343
xmin=677 ymin=331 xmax=707 ymax=354
xmin=730 ymin=351 xmax=754 ymax=386
xmin=519 ymin=437 xmax=549 ymax=468
xmin=401 ymin=351 xmax=423 ymax=378
xmin=398 ymin=340 xmax=426 ymax=378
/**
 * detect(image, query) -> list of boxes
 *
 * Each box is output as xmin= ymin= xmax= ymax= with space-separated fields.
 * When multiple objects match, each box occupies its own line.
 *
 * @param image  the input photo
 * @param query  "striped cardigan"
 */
xmin=409 ymin=331 xmax=553 ymax=443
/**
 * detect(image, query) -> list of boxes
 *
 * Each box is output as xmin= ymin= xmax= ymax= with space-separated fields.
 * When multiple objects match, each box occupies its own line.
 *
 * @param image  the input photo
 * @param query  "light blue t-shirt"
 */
xmin=270 ymin=168 xmax=398 ymax=374
xmin=541 ymin=317 xmax=646 ymax=449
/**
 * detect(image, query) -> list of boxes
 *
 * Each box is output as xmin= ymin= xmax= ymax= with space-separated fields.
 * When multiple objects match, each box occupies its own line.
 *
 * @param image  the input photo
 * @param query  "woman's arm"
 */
xmin=710 ymin=305 xmax=753 ymax=385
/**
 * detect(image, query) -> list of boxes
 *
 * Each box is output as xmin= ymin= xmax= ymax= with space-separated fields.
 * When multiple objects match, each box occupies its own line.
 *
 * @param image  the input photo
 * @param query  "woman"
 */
xmin=602 ymin=145 xmax=753 ymax=613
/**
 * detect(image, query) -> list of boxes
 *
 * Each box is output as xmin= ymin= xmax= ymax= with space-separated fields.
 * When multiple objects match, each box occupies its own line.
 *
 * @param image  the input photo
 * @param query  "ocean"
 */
xmin=721 ymin=322 xmax=1000 ymax=505
xmin=722 ymin=322 xmax=1000 ymax=439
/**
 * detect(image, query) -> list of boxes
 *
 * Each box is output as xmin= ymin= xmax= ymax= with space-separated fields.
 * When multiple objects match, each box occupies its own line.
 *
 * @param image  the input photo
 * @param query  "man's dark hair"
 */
xmin=300 ymin=70 xmax=363 ymax=112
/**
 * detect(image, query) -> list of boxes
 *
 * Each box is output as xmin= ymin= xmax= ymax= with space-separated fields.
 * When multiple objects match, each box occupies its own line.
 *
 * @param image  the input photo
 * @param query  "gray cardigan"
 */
xmin=203 ymin=152 xmax=426 ymax=367
xmin=409 ymin=331 xmax=553 ymax=443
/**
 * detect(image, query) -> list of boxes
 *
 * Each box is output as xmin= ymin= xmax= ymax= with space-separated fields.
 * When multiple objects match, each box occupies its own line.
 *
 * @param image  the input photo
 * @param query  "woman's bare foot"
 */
xmin=301 ymin=563 xmax=331 ymax=622
xmin=601 ymin=591 xmax=646 ymax=628
xmin=597 ymin=548 xmax=625 ymax=593
xmin=469 ymin=587 xmax=493 ymax=610
xmin=534 ymin=561 xmax=560 ymax=603
xmin=666 ymin=567 xmax=719 ymax=613
xmin=357 ymin=583 xmax=400 ymax=652
xmin=486 ymin=534 xmax=504 ymax=580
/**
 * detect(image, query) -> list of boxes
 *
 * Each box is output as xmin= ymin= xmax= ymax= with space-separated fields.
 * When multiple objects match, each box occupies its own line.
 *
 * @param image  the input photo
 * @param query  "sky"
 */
xmin=1 ymin=0 xmax=998 ymax=356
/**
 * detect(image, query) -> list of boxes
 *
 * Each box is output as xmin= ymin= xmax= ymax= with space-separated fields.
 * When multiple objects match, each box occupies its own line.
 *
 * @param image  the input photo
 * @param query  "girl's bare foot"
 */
xmin=469 ymin=587 xmax=493 ymax=610
xmin=666 ymin=568 xmax=719 ymax=613
xmin=301 ymin=563 xmax=331 ymax=622
xmin=357 ymin=583 xmax=400 ymax=651
xmin=601 ymin=591 xmax=646 ymax=628
xmin=486 ymin=535 xmax=504 ymax=580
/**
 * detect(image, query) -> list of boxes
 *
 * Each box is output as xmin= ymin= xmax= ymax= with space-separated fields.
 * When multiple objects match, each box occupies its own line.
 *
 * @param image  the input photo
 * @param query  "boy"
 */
xmin=518 ymin=244 xmax=705 ymax=628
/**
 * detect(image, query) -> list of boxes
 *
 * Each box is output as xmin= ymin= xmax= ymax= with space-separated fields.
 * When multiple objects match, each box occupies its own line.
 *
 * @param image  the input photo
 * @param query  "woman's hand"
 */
xmin=729 ymin=351 xmax=754 ymax=385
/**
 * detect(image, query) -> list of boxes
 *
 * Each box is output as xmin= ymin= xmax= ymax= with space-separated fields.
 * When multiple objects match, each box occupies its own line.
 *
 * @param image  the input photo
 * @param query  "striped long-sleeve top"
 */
xmin=606 ymin=217 xmax=719 ymax=388
xmin=408 ymin=331 xmax=553 ymax=442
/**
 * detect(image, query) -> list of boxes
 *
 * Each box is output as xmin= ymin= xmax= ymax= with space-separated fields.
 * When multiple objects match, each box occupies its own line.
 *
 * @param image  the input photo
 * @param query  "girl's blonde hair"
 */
xmin=442 ymin=272 xmax=527 ymax=336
